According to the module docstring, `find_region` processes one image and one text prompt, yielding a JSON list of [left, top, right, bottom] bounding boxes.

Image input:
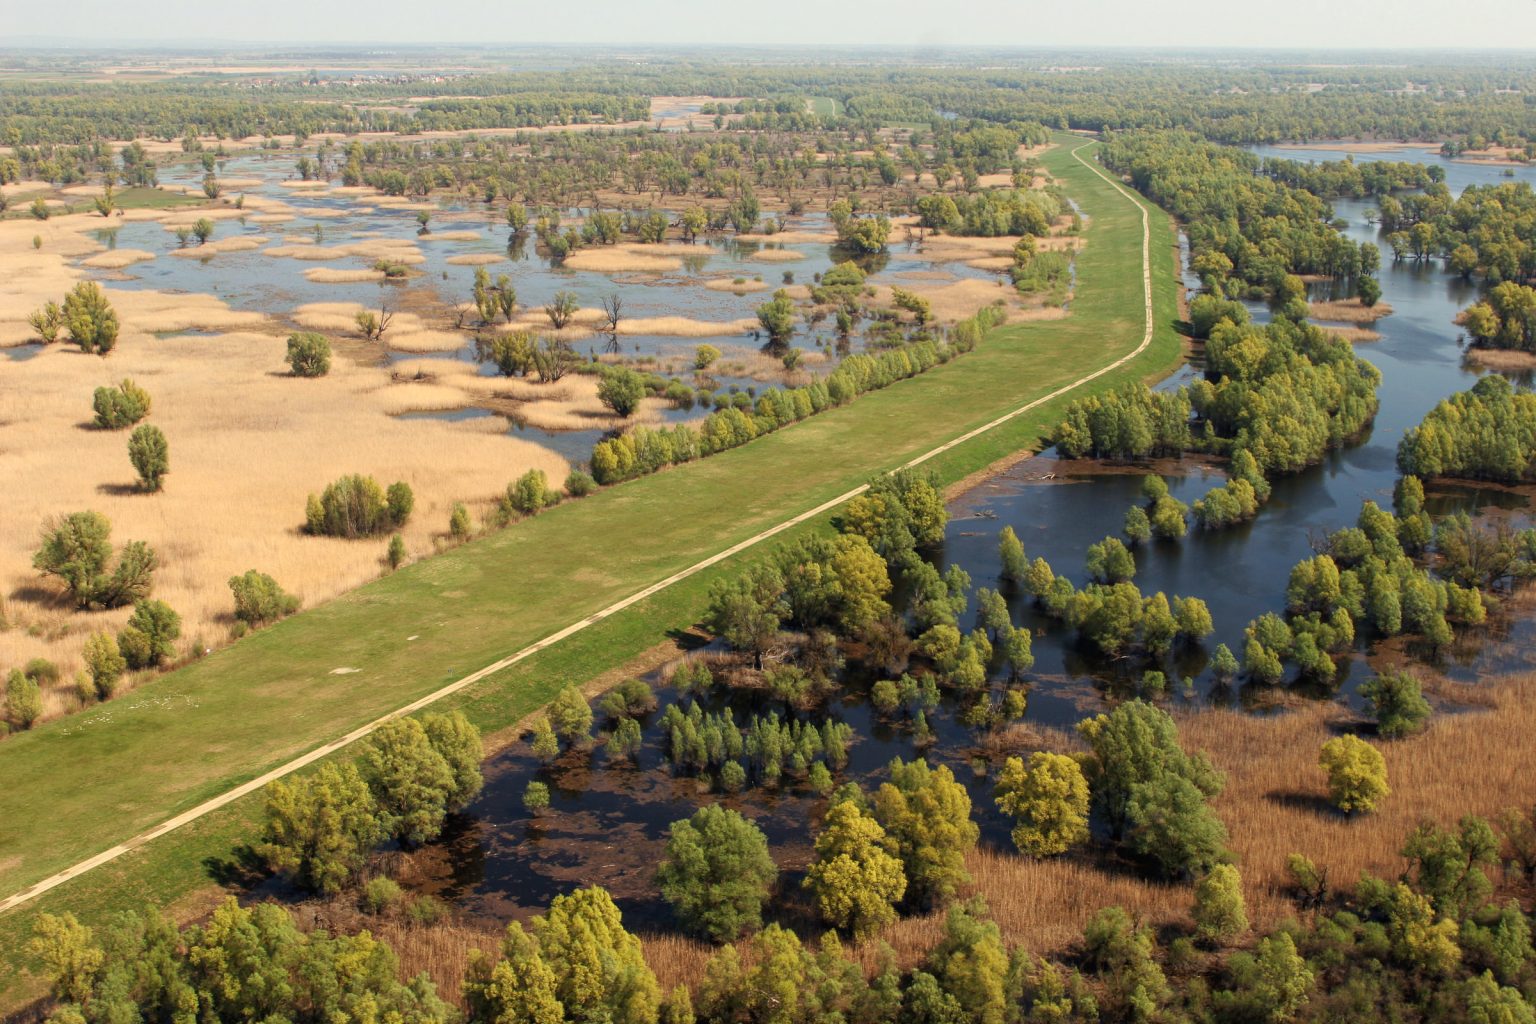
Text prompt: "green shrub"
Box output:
[[63, 281, 119, 355], [285, 332, 331, 377], [228, 570, 300, 627], [92, 379, 151, 429], [386, 482, 415, 526], [361, 876, 404, 915], [23, 658, 60, 686], [128, 424, 169, 491], [32, 511, 156, 609], [118, 599, 181, 669], [564, 470, 596, 498], [386, 535, 406, 570], [598, 366, 647, 418], [503, 469, 554, 518], [448, 502, 472, 541], [83, 631, 126, 699], [5, 669, 41, 730]]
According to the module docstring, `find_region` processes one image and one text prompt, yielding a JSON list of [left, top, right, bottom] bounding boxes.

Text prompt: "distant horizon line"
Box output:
[[4, 38, 1536, 55]]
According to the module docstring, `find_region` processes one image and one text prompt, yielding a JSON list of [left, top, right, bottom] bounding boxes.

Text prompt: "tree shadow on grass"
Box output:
[[1265, 789, 1340, 819], [95, 482, 142, 496], [203, 842, 267, 888]]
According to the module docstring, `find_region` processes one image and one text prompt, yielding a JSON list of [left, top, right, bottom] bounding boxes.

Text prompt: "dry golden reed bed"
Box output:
[[0, 213, 569, 721]]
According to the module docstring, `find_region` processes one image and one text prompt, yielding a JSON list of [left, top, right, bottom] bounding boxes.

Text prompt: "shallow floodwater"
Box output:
[[398, 144, 1536, 926], [99, 151, 1003, 456]]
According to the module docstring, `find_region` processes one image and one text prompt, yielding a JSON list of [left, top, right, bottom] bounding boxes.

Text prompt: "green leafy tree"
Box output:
[[533, 886, 661, 1024], [1077, 699, 1224, 837], [127, 424, 169, 491], [26, 912, 103, 1004], [63, 282, 118, 355], [449, 502, 472, 541], [423, 710, 485, 810], [1086, 536, 1136, 584], [1213, 932, 1315, 1024], [694, 343, 720, 370], [82, 631, 126, 700], [256, 761, 383, 894], [599, 367, 648, 418], [927, 900, 1011, 1024], [755, 289, 797, 342], [117, 599, 180, 669], [33, 511, 115, 608], [92, 379, 150, 428], [505, 469, 554, 517], [362, 716, 457, 846], [872, 758, 979, 909], [1125, 771, 1231, 877], [1319, 734, 1389, 814], [5, 669, 42, 730], [465, 922, 564, 1024], [1192, 864, 1249, 944], [1361, 671, 1432, 738], [804, 800, 907, 938], [28, 300, 63, 344], [657, 804, 778, 941], [548, 684, 594, 749], [993, 752, 1090, 857], [285, 332, 331, 377], [306, 474, 408, 537], [544, 290, 580, 329], [998, 525, 1027, 581], [1401, 816, 1499, 920]]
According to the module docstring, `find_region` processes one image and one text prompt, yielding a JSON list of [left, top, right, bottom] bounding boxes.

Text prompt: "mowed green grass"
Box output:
[[0, 139, 1182, 1000]]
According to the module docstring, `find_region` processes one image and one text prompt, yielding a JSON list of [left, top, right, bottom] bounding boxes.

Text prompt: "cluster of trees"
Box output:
[[652, 755, 981, 944], [1240, 484, 1487, 684], [1017, 554, 1213, 659], [1261, 154, 1440, 199], [258, 711, 482, 894], [304, 474, 414, 538], [28, 282, 119, 355], [1378, 181, 1536, 283], [1059, 316, 1380, 493], [36, 786, 1536, 1024], [1053, 385, 1191, 460], [590, 308, 1002, 486], [1458, 281, 1536, 352], [914, 185, 1064, 238], [658, 702, 853, 791], [1101, 131, 1375, 295], [1397, 374, 1536, 482]]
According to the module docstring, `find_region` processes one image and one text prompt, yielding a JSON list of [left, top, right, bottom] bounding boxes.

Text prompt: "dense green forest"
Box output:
[[8, 54, 1536, 146]]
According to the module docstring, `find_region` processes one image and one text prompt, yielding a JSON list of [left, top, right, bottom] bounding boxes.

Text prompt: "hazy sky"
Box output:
[[11, 0, 1536, 50]]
